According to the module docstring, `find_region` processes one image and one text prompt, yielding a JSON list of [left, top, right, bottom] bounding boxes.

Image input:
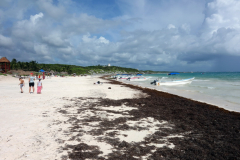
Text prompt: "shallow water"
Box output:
[[120, 72, 240, 112]]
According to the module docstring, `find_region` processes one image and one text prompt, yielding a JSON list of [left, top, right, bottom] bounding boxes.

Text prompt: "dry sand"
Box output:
[[0, 75, 144, 159], [0, 75, 239, 159]]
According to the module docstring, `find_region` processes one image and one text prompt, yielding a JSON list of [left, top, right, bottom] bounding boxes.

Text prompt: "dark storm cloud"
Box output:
[[212, 55, 240, 72]]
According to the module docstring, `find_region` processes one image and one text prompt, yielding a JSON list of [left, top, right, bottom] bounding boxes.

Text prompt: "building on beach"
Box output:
[[0, 57, 11, 73]]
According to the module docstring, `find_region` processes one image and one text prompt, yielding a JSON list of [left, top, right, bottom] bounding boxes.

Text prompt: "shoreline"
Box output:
[[103, 76, 240, 115], [0, 75, 239, 159], [61, 76, 240, 159], [118, 78, 240, 113]]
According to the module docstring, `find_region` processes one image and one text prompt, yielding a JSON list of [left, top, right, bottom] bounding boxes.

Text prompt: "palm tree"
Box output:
[[25, 62, 29, 70], [29, 61, 38, 71], [66, 66, 73, 74], [11, 59, 17, 70], [61, 67, 66, 72], [17, 61, 24, 70]]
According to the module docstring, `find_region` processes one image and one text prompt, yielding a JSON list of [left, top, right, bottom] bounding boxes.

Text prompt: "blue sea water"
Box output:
[[122, 72, 240, 112]]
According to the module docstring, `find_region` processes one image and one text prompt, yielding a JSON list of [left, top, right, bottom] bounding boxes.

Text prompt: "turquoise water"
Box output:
[[122, 72, 240, 112], [146, 72, 240, 81]]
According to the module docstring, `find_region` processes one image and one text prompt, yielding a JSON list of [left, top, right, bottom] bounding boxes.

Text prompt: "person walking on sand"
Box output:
[[19, 77, 25, 93], [37, 78, 43, 94], [29, 73, 35, 93]]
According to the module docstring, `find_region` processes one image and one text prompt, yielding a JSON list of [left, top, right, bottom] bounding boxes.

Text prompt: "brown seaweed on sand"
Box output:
[[60, 77, 240, 160]]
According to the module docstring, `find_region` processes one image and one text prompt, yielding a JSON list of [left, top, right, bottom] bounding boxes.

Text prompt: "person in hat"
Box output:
[[19, 77, 25, 93], [37, 78, 43, 94], [29, 73, 35, 93]]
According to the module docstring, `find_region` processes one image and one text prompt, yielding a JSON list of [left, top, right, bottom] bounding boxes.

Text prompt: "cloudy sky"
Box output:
[[0, 0, 240, 71]]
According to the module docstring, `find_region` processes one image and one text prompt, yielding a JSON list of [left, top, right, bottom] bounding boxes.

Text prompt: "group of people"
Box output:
[[19, 73, 43, 94]]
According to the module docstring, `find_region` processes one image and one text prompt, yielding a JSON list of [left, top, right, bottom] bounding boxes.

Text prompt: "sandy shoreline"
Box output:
[[0, 75, 240, 159], [121, 79, 240, 113]]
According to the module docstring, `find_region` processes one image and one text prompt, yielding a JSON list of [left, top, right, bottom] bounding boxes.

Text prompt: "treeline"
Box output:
[[10, 59, 139, 75]]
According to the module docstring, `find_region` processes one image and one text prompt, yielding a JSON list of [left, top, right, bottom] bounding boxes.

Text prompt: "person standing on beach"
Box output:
[[29, 73, 35, 93], [19, 77, 25, 93], [37, 78, 43, 94]]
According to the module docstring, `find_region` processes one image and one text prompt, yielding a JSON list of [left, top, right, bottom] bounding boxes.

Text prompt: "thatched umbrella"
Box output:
[[60, 71, 68, 75], [0, 57, 10, 73], [49, 70, 55, 74]]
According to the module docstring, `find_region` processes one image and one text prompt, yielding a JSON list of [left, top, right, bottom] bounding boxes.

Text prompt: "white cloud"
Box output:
[[168, 24, 176, 29], [82, 33, 92, 43], [0, 0, 240, 71], [82, 34, 110, 45], [181, 24, 191, 33], [0, 35, 13, 47], [36, 0, 65, 19], [200, 0, 240, 56], [99, 37, 109, 44], [34, 44, 49, 55], [58, 46, 73, 54], [203, 0, 240, 35], [30, 12, 44, 25], [42, 33, 67, 47]]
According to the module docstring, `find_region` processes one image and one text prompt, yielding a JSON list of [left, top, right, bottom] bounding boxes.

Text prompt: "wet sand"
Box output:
[[0, 75, 239, 159]]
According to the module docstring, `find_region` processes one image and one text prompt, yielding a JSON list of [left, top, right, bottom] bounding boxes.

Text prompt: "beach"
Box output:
[[0, 75, 240, 159]]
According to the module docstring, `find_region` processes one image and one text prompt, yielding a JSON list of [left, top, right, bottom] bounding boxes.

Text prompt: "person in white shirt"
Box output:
[[29, 73, 35, 93]]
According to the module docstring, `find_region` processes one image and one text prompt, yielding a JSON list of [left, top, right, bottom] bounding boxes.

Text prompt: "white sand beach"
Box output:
[[1, 75, 239, 159], [0, 75, 145, 159]]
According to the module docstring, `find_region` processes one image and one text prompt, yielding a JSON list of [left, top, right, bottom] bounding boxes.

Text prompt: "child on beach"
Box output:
[[37, 79, 43, 94], [19, 77, 25, 93]]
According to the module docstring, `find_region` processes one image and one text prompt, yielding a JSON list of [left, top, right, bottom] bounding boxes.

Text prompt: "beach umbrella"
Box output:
[[168, 72, 179, 75]]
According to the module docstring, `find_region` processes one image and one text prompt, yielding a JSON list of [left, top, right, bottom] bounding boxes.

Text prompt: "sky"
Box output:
[[0, 0, 240, 72]]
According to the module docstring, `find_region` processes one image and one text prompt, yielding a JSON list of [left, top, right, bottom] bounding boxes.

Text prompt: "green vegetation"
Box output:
[[139, 70, 162, 74], [0, 73, 7, 76], [10, 59, 139, 75]]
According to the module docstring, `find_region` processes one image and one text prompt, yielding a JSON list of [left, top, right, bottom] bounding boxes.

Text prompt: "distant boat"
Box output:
[[128, 77, 150, 81], [118, 76, 132, 79], [156, 77, 195, 86]]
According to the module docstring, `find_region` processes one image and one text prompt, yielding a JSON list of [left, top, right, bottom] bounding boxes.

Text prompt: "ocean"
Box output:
[[121, 72, 240, 112]]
